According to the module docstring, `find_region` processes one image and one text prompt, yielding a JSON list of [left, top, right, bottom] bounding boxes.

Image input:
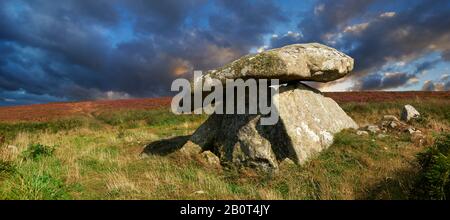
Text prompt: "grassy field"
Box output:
[[0, 98, 449, 200]]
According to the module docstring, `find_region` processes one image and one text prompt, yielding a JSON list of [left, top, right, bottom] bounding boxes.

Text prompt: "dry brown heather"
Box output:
[[0, 92, 449, 199]]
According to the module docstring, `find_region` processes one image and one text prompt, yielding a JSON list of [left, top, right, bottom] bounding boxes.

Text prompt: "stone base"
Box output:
[[180, 82, 358, 170]]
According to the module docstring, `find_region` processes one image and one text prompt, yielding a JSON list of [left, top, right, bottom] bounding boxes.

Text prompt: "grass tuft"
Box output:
[[412, 133, 450, 200], [22, 143, 55, 161]]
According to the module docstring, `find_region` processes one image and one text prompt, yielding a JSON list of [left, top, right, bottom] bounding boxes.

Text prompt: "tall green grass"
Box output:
[[0, 99, 448, 200], [341, 99, 450, 122], [0, 143, 77, 200], [94, 109, 207, 128], [0, 119, 84, 141], [412, 133, 450, 200]]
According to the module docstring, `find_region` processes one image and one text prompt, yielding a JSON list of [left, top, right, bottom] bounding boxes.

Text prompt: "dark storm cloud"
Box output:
[[208, 0, 288, 49], [341, 0, 450, 75], [1, 0, 450, 106], [381, 73, 415, 89], [0, 0, 286, 105], [414, 59, 440, 75], [442, 50, 450, 61], [298, 0, 376, 42], [127, 0, 204, 35], [359, 73, 383, 90], [358, 72, 416, 90], [270, 0, 450, 90], [422, 80, 436, 91]]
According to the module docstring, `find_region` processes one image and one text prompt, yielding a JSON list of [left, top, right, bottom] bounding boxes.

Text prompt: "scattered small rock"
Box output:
[[139, 152, 149, 159], [407, 127, 421, 134], [383, 115, 399, 122], [279, 158, 295, 167], [389, 121, 398, 129], [200, 150, 221, 167], [179, 141, 202, 155], [401, 105, 420, 122], [379, 114, 409, 132], [365, 125, 380, 133], [377, 134, 388, 138], [356, 130, 369, 136], [193, 190, 206, 194], [358, 106, 427, 147]]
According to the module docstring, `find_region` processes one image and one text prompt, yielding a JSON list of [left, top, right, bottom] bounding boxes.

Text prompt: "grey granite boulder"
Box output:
[[401, 105, 420, 122], [160, 43, 360, 171]]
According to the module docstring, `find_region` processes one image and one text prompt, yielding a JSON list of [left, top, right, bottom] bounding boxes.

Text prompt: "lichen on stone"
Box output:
[[210, 51, 287, 82]]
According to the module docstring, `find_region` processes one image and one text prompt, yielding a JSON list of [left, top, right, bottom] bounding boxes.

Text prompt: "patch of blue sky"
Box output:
[[100, 6, 137, 48], [3, 0, 30, 20]]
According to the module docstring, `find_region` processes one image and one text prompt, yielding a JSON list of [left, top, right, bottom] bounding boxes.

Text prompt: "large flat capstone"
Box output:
[[195, 43, 354, 87]]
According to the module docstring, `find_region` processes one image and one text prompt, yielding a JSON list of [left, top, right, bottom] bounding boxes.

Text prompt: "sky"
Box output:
[[0, 0, 449, 106]]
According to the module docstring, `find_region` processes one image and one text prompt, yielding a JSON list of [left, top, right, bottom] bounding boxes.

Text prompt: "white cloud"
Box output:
[[407, 77, 419, 85], [380, 12, 396, 18], [314, 4, 325, 15], [316, 78, 355, 92], [286, 31, 301, 38], [395, 61, 406, 66], [257, 45, 269, 53], [344, 22, 370, 34], [104, 91, 131, 100]]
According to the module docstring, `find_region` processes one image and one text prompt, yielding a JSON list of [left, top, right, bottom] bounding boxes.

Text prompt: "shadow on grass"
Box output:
[[141, 135, 190, 156], [358, 167, 418, 200]]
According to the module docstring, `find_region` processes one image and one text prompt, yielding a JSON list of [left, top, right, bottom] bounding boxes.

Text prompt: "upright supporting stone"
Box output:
[[181, 82, 358, 170]]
